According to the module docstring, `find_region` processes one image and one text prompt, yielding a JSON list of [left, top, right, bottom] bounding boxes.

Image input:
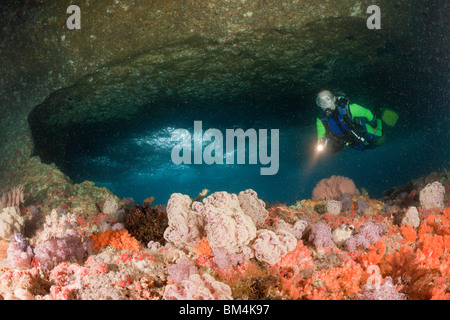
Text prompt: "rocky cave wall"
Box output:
[[0, 0, 448, 201]]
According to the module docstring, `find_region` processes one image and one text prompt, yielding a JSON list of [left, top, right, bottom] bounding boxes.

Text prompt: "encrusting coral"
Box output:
[[0, 173, 448, 300]]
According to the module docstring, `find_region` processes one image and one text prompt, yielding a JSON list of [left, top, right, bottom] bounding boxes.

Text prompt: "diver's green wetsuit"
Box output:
[[316, 103, 383, 151]]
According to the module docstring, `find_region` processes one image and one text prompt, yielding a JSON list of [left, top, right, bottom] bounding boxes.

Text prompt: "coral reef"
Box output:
[[0, 174, 448, 301]]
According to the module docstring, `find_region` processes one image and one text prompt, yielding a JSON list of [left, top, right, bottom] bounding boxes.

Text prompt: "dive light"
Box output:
[[316, 138, 328, 152]]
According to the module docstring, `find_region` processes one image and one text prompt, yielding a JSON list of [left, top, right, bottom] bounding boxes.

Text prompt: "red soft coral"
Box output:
[[312, 175, 360, 200]]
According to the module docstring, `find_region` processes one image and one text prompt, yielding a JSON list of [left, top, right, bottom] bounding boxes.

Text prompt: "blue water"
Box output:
[[65, 92, 449, 206]]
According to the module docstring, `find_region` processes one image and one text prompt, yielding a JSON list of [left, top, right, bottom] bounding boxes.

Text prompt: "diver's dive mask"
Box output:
[[316, 93, 335, 109]]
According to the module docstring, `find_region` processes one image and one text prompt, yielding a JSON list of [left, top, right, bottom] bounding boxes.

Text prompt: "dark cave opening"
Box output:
[[28, 65, 449, 206]]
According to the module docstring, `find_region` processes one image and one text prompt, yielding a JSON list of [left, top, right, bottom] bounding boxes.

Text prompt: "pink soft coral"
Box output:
[[312, 175, 360, 200]]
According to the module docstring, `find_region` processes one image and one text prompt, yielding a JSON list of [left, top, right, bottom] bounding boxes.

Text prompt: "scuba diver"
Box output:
[[315, 90, 384, 153]]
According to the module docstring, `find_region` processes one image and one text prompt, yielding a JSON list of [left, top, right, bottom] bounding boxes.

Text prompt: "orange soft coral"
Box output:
[[310, 259, 365, 300], [280, 259, 365, 300], [400, 225, 417, 243], [192, 237, 213, 257], [429, 277, 450, 300], [443, 208, 450, 219], [415, 212, 450, 274], [272, 240, 313, 271], [417, 233, 449, 274], [359, 239, 387, 269], [90, 229, 140, 251]]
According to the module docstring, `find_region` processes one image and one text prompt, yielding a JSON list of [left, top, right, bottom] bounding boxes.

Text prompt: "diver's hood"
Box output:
[[316, 93, 334, 109]]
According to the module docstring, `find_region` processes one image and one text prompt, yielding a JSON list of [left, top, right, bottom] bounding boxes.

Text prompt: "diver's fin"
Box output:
[[373, 134, 385, 146], [381, 108, 399, 127]]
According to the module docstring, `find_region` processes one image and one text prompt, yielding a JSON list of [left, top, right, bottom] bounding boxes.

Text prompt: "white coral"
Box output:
[[272, 219, 308, 240], [102, 198, 119, 215], [36, 209, 78, 244], [332, 224, 354, 247], [164, 190, 270, 255], [203, 191, 241, 213], [0, 206, 24, 240], [326, 200, 342, 215], [205, 202, 256, 252], [163, 193, 204, 250], [402, 206, 420, 228], [251, 229, 297, 265], [202, 194, 257, 253], [163, 273, 233, 300], [238, 189, 269, 228], [419, 181, 445, 210]]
